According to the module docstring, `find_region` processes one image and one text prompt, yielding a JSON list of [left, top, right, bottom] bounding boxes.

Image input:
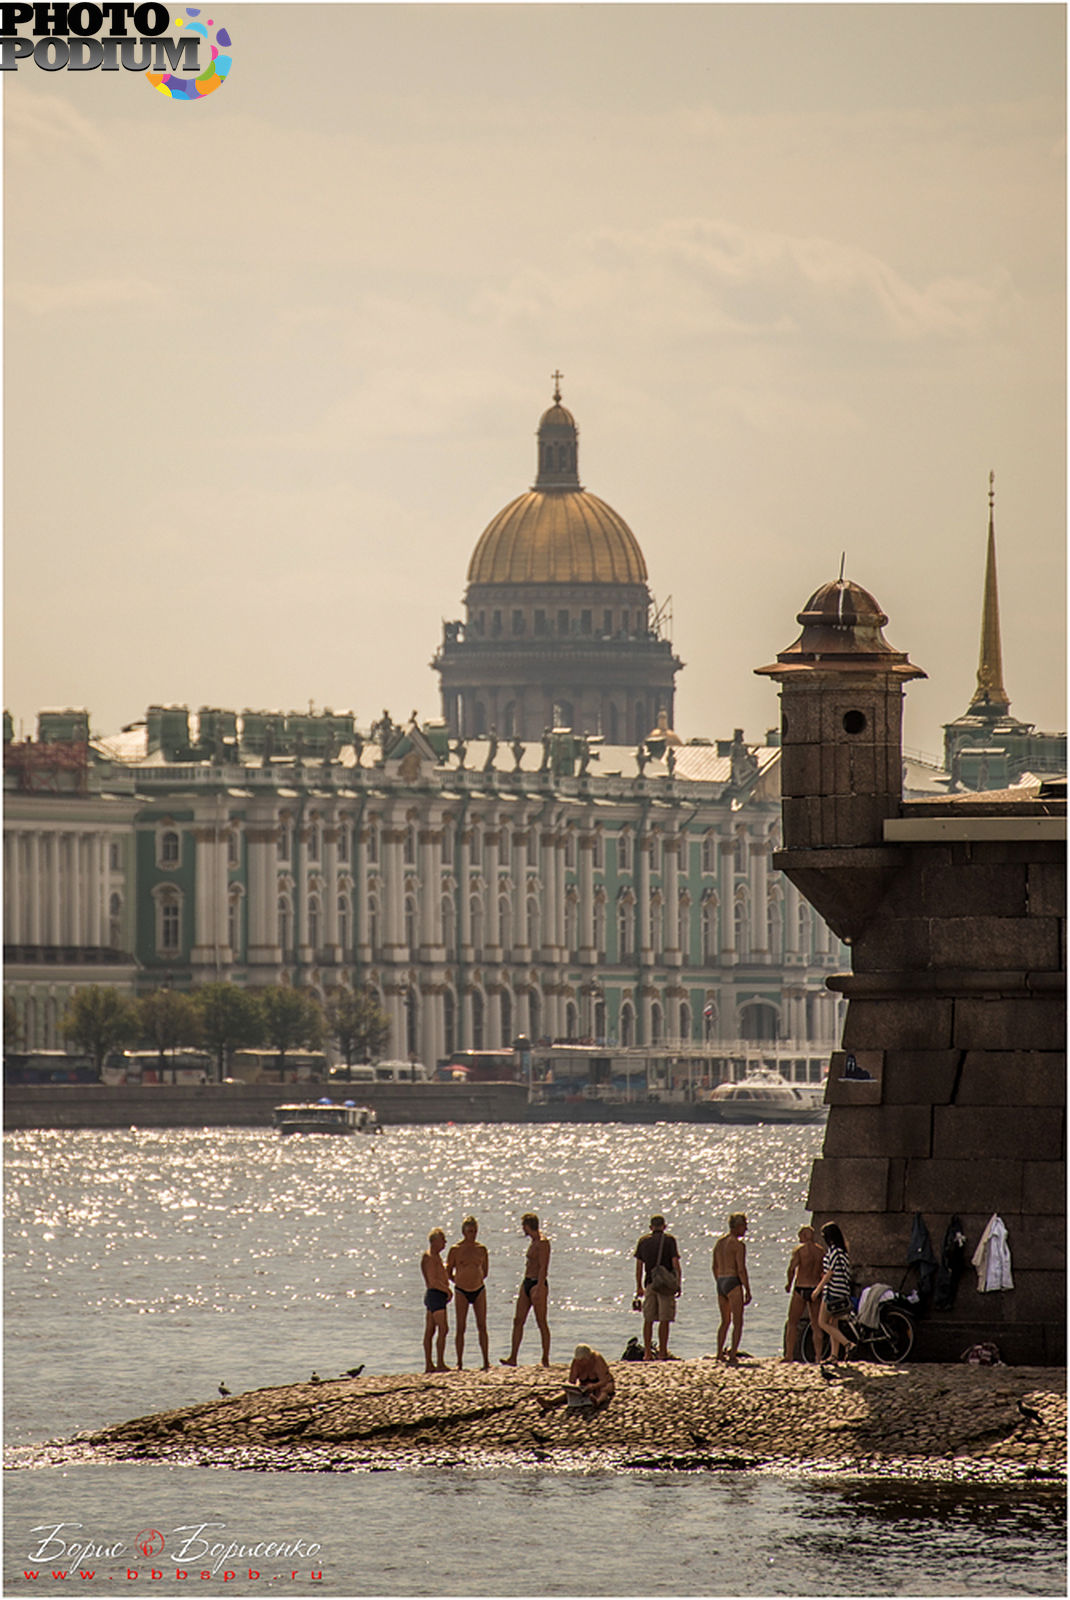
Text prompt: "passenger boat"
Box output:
[[701, 1071, 826, 1125], [273, 1099, 382, 1136]]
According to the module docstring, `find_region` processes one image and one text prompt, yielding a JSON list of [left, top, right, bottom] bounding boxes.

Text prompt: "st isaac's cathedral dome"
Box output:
[[434, 379, 680, 744]]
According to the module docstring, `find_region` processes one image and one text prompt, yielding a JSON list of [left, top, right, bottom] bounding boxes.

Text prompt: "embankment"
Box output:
[[2, 1082, 711, 1130], [73, 1360, 1066, 1482]]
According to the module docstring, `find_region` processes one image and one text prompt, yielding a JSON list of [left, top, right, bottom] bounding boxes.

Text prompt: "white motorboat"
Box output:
[[703, 1071, 826, 1124], [273, 1099, 382, 1136]]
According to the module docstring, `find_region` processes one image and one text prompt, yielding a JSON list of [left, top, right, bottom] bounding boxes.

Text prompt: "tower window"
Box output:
[[580, 610, 592, 635], [557, 609, 569, 634], [603, 610, 612, 635], [512, 609, 524, 635], [843, 710, 867, 735]]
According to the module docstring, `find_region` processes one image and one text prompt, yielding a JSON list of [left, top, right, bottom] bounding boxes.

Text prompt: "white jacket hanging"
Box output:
[[971, 1214, 1014, 1292]]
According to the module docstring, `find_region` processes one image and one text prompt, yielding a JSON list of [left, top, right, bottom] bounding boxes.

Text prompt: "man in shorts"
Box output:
[[447, 1215, 490, 1370], [712, 1212, 751, 1365], [782, 1224, 824, 1362], [500, 1212, 551, 1367], [421, 1227, 452, 1372], [633, 1214, 682, 1361]]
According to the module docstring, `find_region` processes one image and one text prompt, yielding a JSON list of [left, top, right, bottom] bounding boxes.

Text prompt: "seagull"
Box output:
[[819, 1364, 841, 1382], [309, 1372, 322, 1385], [218, 1382, 231, 1398], [530, 1428, 550, 1445], [1017, 1400, 1043, 1426], [344, 1365, 365, 1378], [689, 1431, 709, 1448]]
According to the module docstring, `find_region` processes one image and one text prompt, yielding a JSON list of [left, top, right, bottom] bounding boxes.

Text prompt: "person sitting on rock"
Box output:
[[536, 1345, 615, 1412]]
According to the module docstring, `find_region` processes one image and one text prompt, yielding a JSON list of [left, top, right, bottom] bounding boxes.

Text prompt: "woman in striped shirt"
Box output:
[[814, 1221, 853, 1361]]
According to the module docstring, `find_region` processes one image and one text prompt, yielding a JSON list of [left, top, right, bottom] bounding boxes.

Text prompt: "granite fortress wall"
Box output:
[[758, 578, 1066, 1364]]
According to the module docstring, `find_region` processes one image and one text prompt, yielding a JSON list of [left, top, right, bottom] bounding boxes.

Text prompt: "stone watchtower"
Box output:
[[433, 379, 681, 744], [758, 576, 1066, 1363]]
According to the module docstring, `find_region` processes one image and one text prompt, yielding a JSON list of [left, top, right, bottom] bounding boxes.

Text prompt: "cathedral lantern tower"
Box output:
[[433, 378, 682, 743]]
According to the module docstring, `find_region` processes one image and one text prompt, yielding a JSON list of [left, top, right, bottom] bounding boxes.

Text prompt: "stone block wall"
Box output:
[[801, 836, 1065, 1364]]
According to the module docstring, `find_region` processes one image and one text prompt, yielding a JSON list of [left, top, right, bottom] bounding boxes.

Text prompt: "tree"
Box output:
[[138, 989, 202, 1079], [326, 986, 391, 1071], [192, 982, 265, 1082], [62, 985, 140, 1074], [260, 985, 325, 1075]]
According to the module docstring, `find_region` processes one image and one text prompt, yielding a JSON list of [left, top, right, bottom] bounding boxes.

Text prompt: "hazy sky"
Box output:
[[5, 3, 1065, 761]]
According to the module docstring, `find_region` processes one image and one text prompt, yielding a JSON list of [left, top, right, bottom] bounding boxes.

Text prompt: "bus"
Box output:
[[4, 1051, 98, 1084], [227, 1050, 329, 1084]]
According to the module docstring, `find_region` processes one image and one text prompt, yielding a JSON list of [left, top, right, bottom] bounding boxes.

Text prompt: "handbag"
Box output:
[[648, 1231, 678, 1296]]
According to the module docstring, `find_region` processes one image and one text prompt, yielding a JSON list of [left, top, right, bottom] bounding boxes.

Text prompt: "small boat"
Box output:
[[273, 1098, 382, 1136], [702, 1071, 826, 1125]]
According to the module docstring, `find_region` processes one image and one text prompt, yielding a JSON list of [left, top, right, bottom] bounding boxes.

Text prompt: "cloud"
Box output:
[[486, 217, 1022, 348]]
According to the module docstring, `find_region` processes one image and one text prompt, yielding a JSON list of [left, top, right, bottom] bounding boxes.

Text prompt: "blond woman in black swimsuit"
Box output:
[[447, 1215, 490, 1370]]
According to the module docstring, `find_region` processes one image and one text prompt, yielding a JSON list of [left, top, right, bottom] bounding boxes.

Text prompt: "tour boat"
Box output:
[[702, 1071, 826, 1125], [273, 1099, 383, 1136]]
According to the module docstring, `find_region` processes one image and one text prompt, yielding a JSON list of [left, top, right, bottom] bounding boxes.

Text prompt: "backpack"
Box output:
[[621, 1335, 645, 1362]]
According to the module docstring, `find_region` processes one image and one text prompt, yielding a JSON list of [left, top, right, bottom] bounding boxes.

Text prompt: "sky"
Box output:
[[4, 2, 1065, 763]]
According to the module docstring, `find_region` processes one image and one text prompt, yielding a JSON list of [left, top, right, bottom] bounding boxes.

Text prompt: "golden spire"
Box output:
[[969, 471, 1011, 715]]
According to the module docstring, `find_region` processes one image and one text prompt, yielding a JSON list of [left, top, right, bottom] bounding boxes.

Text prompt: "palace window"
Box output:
[[338, 827, 349, 864], [109, 840, 121, 872], [160, 894, 180, 952], [277, 896, 292, 953], [228, 891, 242, 955], [307, 825, 321, 862], [227, 831, 240, 867], [277, 825, 291, 863], [702, 832, 715, 873], [618, 900, 633, 959], [160, 830, 180, 867], [338, 895, 350, 951], [617, 831, 631, 873], [308, 896, 321, 951]]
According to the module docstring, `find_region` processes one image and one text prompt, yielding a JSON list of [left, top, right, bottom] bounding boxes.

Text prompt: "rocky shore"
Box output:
[[66, 1360, 1066, 1484]]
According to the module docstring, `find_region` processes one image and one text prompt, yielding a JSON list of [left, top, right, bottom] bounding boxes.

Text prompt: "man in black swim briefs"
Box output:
[[500, 1212, 551, 1368], [447, 1215, 490, 1370], [782, 1224, 824, 1362], [421, 1227, 452, 1372], [711, 1213, 751, 1365]]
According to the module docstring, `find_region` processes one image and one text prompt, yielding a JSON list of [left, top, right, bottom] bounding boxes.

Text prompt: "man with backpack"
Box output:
[[633, 1214, 682, 1361]]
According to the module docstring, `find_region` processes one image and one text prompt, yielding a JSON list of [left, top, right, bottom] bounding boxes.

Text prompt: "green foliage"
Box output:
[[259, 984, 325, 1070], [192, 982, 265, 1081], [138, 989, 202, 1064], [62, 985, 140, 1071], [326, 985, 391, 1066]]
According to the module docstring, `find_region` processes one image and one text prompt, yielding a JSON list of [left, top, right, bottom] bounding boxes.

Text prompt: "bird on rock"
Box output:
[[1017, 1400, 1044, 1426], [218, 1382, 231, 1398], [309, 1372, 322, 1385], [344, 1365, 365, 1378]]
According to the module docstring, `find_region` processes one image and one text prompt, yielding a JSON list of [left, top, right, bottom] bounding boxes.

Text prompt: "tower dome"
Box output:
[[434, 377, 680, 744], [467, 378, 647, 586]]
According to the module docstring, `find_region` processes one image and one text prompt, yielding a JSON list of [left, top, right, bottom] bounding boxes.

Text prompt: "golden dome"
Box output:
[[467, 381, 649, 586], [468, 489, 648, 586]]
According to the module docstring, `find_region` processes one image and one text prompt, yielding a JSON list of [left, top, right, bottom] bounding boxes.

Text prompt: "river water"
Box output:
[[4, 1123, 1064, 1597]]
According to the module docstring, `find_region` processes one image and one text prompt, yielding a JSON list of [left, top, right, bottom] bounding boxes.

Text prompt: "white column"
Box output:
[[485, 828, 501, 956], [419, 829, 436, 950], [578, 836, 595, 959], [94, 834, 108, 947], [719, 838, 736, 959], [355, 823, 370, 960], [663, 835, 680, 954], [540, 827, 556, 958], [638, 832, 652, 962], [383, 827, 405, 953], [554, 836, 566, 951], [28, 832, 42, 945], [324, 824, 340, 956], [458, 830, 472, 953], [751, 838, 769, 956], [511, 827, 527, 953], [7, 831, 23, 943], [68, 834, 81, 947]]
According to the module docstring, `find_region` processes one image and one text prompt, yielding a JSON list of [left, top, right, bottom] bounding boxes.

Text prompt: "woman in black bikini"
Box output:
[[446, 1215, 490, 1370]]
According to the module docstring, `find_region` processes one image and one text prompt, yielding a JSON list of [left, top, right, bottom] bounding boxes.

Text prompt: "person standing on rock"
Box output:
[[633, 1214, 682, 1361], [421, 1228, 452, 1373], [500, 1212, 551, 1368], [813, 1220, 853, 1363], [447, 1215, 490, 1370], [782, 1224, 824, 1361], [712, 1213, 751, 1365]]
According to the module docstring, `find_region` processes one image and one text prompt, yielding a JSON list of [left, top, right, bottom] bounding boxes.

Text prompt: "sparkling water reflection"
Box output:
[[5, 1123, 1065, 1597]]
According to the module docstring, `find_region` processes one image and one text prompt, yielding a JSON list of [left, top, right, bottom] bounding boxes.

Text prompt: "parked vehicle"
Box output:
[[4, 1051, 98, 1084]]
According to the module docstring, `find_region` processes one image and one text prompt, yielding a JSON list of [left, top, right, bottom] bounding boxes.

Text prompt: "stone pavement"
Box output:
[[81, 1359, 1066, 1481]]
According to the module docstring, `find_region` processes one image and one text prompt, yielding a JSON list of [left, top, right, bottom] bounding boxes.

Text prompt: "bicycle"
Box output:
[[798, 1296, 915, 1365]]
